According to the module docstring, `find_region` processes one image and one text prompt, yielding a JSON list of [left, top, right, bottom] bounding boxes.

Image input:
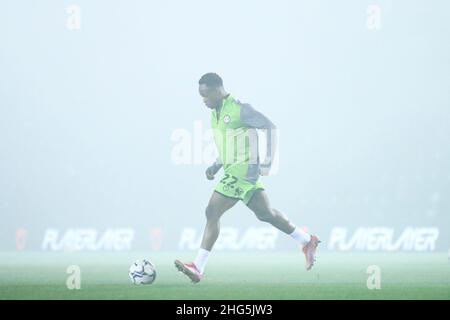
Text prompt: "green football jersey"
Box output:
[[210, 94, 276, 184]]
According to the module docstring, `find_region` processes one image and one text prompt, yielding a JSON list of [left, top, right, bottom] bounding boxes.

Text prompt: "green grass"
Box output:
[[0, 252, 449, 299]]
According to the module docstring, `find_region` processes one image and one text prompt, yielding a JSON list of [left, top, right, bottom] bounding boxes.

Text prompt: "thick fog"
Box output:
[[0, 0, 448, 251]]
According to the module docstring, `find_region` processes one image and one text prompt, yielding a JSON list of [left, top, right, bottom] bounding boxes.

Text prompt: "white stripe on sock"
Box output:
[[289, 227, 311, 246], [194, 248, 210, 274]]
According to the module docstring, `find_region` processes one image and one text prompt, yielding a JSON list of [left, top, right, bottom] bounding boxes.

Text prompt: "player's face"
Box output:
[[199, 84, 222, 109]]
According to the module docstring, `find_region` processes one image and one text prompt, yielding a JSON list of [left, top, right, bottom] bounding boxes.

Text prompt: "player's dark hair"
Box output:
[[199, 73, 223, 87]]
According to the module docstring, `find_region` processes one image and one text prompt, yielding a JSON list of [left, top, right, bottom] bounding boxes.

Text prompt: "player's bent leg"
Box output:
[[246, 189, 295, 234], [175, 191, 238, 283], [201, 191, 239, 250], [246, 189, 321, 270]]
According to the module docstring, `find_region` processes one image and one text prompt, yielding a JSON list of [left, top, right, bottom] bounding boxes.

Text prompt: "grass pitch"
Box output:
[[0, 252, 449, 300]]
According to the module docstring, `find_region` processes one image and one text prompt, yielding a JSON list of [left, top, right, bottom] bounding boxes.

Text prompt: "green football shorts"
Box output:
[[214, 172, 264, 205]]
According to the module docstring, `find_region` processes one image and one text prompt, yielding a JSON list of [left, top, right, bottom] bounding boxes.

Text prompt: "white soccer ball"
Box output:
[[129, 259, 156, 285]]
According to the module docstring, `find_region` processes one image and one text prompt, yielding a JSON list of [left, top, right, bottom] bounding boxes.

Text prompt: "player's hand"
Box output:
[[259, 165, 270, 176], [205, 167, 216, 180]]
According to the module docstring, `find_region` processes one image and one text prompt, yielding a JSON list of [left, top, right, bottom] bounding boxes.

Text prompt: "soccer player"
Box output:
[[175, 73, 320, 283]]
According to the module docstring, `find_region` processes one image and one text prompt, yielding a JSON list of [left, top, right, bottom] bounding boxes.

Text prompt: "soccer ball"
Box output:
[[129, 259, 156, 285]]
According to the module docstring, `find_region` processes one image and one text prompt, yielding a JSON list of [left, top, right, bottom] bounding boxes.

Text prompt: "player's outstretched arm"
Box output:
[[240, 103, 278, 175], [259, 127, 277, 176], [205, 158, 222, 180]]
